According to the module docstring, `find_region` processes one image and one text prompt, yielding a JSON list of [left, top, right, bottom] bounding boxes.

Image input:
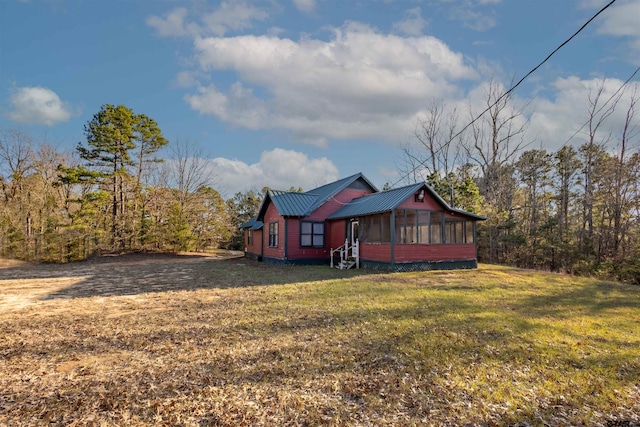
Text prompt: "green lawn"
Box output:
[[1, 257, 639, 426]]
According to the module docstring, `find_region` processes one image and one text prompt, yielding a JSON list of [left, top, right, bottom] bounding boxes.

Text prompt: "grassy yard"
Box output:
[[1, 254, 639, 426]]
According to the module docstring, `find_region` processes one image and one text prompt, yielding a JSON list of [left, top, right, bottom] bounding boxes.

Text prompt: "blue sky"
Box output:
[[2, 0, 639, 196]]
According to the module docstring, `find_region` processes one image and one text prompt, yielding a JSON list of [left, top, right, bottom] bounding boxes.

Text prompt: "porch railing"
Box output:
[[330, 238, 359, 269]]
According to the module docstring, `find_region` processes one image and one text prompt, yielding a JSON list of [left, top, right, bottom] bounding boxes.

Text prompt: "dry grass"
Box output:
[[1, 254, 639, 426]]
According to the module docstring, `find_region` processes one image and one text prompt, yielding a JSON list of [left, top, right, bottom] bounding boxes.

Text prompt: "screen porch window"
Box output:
[[360, 211, 474, 244], [395, 209, 432, 244], [268, 222, 278, 247], [360, 213, 391, 243], [430, 212, 443, 244], [444, 220, 474, 244], [300, 221, 324, 247]]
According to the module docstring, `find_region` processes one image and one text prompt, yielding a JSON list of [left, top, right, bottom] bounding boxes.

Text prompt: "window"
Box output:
[[247, 229, 253, 246], [430, 212, 443, 244], [405, 210, 417, 243], [300, 221, 324, 247], [361, 211, 473, 245], [466, 221, 475, 244], [370, 215, 381, 242], [394, 210, 406, 244], [395, 209, 434, 244], [360, 214, 391, 243], [269, 222, 278, 247], [456, 221, 465, 243], [417, 210, 429, 243], [381, 212, 391, 242], [446, 221, 457, 244], [445, 220, 473, 244]]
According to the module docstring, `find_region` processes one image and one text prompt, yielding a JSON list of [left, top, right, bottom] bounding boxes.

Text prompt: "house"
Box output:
[[240, 173, 486, 271]]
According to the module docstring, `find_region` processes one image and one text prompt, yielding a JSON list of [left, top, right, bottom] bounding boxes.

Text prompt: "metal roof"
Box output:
[[327, 182, 487, 220], [240, 216, 264, 230], [269, 190, 318, 217], [303, 172, 378, 214], [249, 221, 263, 231], [327, 183, 424, 219], [420, 183, 486, 220], [240, 216, 257, 229], [257, 172, 379, 219]]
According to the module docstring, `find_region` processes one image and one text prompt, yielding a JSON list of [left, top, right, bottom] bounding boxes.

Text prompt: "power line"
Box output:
[[559, 65, 640, 149], [390, 0, 618, 188]]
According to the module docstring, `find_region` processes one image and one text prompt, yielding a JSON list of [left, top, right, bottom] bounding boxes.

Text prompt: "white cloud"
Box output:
[[456, 8, 496, 31], [210, 148, 339, 195], [174, 71, 200, 88], [7, 86, 73, 126], [293, 0, 316, 14], [578, 0, 615, 9], [529, 76, 640, 151], [146, 7, 192, 37], [581, 0, 640, 53], [201, 1, 269, 36], [595, 0, 640, 37], [147, 2, 269, 38], [185, 82, 269, 131], [595, 0, 640, 45], [184, 22, 477, 145], [393, 7, 427, 36], [440, 0, 498, 31]]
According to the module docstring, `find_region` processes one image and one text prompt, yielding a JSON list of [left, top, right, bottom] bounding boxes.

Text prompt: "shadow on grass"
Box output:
[[514, 278, 640, 318], [14, 255, 381, 301]]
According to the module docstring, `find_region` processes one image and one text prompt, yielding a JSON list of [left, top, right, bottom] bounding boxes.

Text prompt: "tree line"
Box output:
[[0, 104, 262, 262], [398, 80, 640, 284], [2, 85, 640, 285]]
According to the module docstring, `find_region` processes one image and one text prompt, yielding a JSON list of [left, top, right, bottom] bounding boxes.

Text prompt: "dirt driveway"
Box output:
[[0, 251, 243, 312]]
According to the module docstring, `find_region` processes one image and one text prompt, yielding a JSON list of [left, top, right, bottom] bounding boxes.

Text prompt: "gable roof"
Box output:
[[327, 182, 486, 220], [239, 216, 263, 230], [269, 190, 318, 217], [257, 172, 378, 219], [303, 172, 378, 214]]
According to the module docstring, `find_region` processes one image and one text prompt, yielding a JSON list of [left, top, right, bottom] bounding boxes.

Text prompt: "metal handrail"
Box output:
[[330, 238, 359, 269]]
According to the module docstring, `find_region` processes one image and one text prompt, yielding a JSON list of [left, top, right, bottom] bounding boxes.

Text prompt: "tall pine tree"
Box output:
[[71, 104, 167, 251]]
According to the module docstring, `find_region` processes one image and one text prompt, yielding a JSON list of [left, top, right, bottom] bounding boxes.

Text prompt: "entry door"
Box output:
[[350, 220, 359, 246]]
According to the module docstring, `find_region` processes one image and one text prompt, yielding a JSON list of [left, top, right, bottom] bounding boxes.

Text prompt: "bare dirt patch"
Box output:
[[0, 251, 242, 312]]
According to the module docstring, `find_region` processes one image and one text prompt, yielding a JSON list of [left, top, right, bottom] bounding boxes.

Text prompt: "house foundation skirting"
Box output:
[[251, 256, 478, 271], [262, 256, 329, 266], [244, 252, 261, 261], [361, 259, 478, 272]]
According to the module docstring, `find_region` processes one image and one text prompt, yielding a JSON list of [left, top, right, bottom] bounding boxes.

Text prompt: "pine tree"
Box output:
[[70, 104, 167, 251]]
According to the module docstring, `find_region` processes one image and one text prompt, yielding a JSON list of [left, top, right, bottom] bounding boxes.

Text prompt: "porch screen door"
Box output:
[[350, 220, 359, 246]]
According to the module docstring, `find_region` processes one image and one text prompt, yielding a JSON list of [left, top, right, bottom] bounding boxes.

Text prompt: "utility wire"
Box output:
[[559, 65, 640, 149], [390, 0, 618, 188]]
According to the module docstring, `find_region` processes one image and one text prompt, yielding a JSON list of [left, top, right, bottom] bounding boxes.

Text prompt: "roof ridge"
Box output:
[[303, 172, 366, 194], [327, 181, 485, 220]]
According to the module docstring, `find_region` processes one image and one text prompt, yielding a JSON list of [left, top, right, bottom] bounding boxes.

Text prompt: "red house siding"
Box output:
[[286, 218, 300, 258], [360, 243, 391, 262], [244, 229, 263, 256], [263, 204, 284, 260], [328, 220, 347, 249], [393, 244, 477, 262], [359, 243, 475, 263], [307, 188, 373, 220], [444, 211, 468, 219], [399, 195, 441, 210], [399, 194, 477, 221]]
